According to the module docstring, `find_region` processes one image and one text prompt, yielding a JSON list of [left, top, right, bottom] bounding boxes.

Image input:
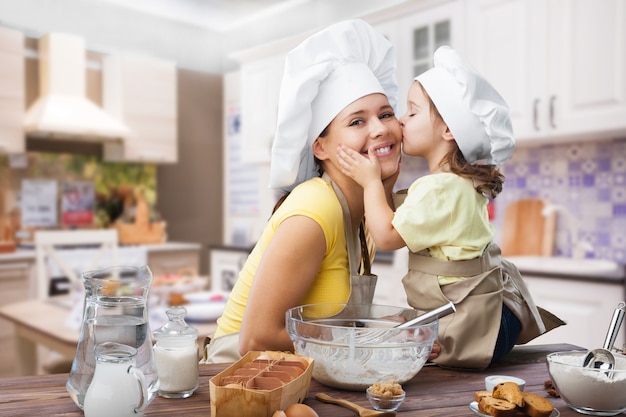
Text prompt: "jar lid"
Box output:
[[153, 306, 198, 340]]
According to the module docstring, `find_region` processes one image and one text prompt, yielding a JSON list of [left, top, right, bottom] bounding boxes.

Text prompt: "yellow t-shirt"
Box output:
[[391, 172, 494, 285], [214, 177, 354, 338]]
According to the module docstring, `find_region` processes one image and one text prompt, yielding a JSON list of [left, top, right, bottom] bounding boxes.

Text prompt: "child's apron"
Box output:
[[395, 191, 564, 369]]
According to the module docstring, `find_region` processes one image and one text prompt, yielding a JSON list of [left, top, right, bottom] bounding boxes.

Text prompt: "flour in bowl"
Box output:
[[547, 352, 626, 412]]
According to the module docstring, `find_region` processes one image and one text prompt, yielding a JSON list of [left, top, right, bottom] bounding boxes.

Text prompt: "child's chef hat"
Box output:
[[269, 18, 398, 191], [416, 46, 515, 166]]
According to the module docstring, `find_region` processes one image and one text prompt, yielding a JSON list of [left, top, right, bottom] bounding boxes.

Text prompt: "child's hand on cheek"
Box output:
[[336, 145, 382, 188]]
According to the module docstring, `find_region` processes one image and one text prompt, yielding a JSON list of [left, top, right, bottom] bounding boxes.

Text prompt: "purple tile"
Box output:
[[596, 233, 611, 245], [614, 204, 626, 217], [582, 174, 595, 187], [597, 158, 611, 171], [598, 188, 611, 201], [569, 175, 582, 186], [568, 161, 582, 171]]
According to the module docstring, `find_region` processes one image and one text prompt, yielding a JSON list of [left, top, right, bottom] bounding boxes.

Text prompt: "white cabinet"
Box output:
[[372, 0, 465, 116], [466, 0, 626, 144], [0, 26, 25, 154], [0, 260, 34, 377], [238, 53, 285, 164], [103, 54, 178, 163], [523, 276, 625, 351]]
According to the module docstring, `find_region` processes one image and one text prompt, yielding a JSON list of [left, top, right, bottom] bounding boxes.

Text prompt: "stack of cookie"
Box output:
[[475, 381, 554, 417]]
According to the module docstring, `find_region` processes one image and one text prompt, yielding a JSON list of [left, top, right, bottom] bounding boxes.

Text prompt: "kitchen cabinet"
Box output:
[[0, 259, 34, 377], [372, 0, 465, 115], [523, 275, 626, 351], [466, 0, 626, 144], [102, 53, 178, 163], [236, 51, 286, 164], [0, 26, 25, 154]]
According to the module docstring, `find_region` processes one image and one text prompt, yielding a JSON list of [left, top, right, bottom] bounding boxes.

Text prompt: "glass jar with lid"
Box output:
[[153, 306, 199, 398]]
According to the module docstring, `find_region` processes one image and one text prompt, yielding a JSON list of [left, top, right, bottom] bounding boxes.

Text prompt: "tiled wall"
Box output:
[[493, 138, 626, 263], [396, 138, 626, 263]]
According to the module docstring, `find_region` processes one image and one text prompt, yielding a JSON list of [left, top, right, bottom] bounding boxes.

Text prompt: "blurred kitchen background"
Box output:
[[0, 0, 625, 377]]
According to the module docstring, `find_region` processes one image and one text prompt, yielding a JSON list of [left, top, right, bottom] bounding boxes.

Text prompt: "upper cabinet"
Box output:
[[0, 27, 25, 154], [238, 53, 285, 164], [466, 0, 626, 144], [372, 0, 466, 116], [231, 34, 303, 165], [102, 54, 178, 163]]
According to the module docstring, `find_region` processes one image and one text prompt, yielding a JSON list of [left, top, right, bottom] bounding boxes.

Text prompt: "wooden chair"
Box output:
[[32, 229, 119, 374], [34, 229, 119, 300]]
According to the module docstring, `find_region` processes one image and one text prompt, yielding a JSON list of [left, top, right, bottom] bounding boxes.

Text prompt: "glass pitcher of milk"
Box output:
[[84, 342, 148, 417], [66, 265, 159, 409]]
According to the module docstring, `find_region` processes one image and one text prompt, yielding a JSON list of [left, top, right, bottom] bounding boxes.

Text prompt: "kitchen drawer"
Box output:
[[0, 337, 18, 377], [524, 276, 626, 350]]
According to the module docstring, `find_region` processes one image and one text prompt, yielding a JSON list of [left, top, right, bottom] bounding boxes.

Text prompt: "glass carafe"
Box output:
[[66, 265, 160, 409]]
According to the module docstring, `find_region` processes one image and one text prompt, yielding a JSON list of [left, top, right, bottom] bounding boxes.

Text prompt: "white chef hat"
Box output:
[[416, 46, 515, 166], [269, 18, 398, 191]]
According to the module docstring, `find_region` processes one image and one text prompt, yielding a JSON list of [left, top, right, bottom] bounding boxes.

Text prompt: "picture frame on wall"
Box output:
[[209, 246, 251, 292]]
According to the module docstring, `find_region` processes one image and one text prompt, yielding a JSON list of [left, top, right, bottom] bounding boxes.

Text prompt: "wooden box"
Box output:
[[209, 351, 314, 417]]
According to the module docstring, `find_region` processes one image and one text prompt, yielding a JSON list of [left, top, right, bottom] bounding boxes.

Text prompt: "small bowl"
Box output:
[[366, 387, 406, 412], [485, 375, 526, 392], [547, 350, 626, 415]]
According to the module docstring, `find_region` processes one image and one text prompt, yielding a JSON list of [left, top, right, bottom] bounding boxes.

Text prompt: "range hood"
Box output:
[[24, 33, 129, 141]]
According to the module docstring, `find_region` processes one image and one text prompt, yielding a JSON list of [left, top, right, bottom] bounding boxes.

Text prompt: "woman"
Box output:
[[203, 19, 439, 363]]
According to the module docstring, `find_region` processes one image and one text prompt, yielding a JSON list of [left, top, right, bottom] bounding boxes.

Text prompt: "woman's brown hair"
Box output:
[[271, 126, 330, 215]]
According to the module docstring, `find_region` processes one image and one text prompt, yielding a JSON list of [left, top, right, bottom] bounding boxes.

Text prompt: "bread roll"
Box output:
[[478, 396, 518, 417], [493, 381, 525, 407], [521, 392, 554, 417], [475, 390, 492, 402]]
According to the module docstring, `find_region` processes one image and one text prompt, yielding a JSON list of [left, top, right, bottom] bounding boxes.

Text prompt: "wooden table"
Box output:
[[0, 298, 216, 375], [0, 344, 586, 416]]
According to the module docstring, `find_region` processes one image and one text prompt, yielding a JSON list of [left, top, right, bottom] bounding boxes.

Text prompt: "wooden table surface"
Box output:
[[0, 298, 217, 375], [0, 344, 587, 416]]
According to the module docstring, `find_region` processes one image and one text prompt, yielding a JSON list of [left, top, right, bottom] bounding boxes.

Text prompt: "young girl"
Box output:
[[337, 46, 563, 369]]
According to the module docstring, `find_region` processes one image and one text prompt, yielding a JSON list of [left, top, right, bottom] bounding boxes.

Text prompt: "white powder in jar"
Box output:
[[548, 352, 626, 411], [154, 346, 199, 393]]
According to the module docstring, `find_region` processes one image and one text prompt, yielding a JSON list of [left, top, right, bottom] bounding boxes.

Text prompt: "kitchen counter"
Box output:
[[0, 343, 583, 416], [0, 241, 203, 261], [508, 255, 626, 283]]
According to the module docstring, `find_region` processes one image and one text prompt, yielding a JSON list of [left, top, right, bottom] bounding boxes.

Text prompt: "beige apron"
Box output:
[[201, 175, 376, 364], [394, 191, 564, 370], [327, 174, 378, 311]]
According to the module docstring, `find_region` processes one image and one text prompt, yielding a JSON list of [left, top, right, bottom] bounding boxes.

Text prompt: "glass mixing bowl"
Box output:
[[547, 350, 626, 416], [286, 303, 438, 390]]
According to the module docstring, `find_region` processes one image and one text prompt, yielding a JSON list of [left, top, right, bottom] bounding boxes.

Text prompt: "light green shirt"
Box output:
[[392, 172, 494, 284]]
